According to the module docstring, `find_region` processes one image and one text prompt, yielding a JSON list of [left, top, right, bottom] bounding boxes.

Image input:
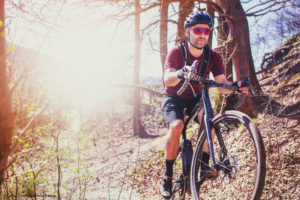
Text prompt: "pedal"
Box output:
[[201, 165, 218, 180], [206, 170, 218, 180]]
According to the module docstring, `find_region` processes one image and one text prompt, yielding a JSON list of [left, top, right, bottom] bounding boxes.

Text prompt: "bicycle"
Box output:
[[170, 60, 266, 200]]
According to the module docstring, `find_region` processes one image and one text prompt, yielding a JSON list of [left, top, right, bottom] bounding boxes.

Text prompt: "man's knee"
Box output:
[[197, 108, 204, 122], [169, 120, 184, 133]]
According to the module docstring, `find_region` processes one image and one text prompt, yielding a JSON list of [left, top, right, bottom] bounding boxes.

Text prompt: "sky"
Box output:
[[6, 0, 297, 105], [7, 0, 163, 82], [7, 1, 293, 79]]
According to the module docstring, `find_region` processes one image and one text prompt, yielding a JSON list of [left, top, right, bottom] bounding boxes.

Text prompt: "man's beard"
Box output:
[[194, 37, 207, 48]]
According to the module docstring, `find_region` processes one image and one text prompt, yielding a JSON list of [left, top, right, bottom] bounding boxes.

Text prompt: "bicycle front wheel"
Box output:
[[190, 110, 266, 200]]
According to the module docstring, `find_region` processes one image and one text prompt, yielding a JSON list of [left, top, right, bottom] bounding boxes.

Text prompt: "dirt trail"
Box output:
[[83, 126, 167, 200]]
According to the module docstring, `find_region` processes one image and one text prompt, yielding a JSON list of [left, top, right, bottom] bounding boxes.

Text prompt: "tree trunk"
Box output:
[[159, 0, 169, 85], [175, 0, 194, 44], [207, 4, 215, 47], [217, 15, 233, 81], [215, 0, 262, 115], [133, 0, 142, 136], [0, 1, 14, 184], [216, 14, 236, 111]]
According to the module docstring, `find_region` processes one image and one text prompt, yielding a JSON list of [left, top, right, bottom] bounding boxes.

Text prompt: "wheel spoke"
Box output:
[[190, 112, 265, 200]]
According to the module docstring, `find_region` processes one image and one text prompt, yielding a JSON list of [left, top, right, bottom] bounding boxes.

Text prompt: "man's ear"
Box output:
[[185, 29, 189, 37]]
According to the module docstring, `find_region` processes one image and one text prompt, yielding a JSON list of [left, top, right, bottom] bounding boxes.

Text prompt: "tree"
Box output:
[[175, 0, 194, 44], [209, 0, 261, 115], [206, 3, 215, 47], [75, 0, 298, 118], [0, 0, 14, 184], [159, 0, 169, 85], [133, 0, 142, 136], [214, 6, 236, 112], [73, 0, 160, 137]]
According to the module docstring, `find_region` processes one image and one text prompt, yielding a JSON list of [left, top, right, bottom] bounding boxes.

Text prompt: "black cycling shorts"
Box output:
[[161, 95, 201, 126]]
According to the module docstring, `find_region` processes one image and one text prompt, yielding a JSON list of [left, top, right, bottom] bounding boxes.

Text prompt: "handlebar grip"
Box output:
[[222, 84, 239, 91]]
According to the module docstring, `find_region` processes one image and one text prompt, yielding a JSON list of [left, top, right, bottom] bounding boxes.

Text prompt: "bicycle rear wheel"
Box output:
[[190, 110, 266, 200]]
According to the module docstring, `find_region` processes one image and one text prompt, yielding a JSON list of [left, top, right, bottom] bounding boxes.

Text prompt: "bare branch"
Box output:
[[195, 0, 223, 14], [241, 0, 253, 3], [8, 0, 67, 94], [107, 83, 163, 97], [246, 0, 289, 16], [140, 18, 177, 39], [247, 5, 287, 17], [105, 2, 160, 22], [141, 19, 160, 34], [148, 34, 159, 52], [225, 44, 238, 66]]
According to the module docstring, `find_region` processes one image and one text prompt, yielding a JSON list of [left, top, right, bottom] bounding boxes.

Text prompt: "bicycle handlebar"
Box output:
[[177, 73, 255, 109], [177, 60, 199, 97]]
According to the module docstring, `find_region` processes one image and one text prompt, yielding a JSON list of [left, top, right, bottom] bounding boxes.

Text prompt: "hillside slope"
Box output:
[[254, 33, 300, 199], [130, 33, 300, 199], [80, 33, 299, 199]]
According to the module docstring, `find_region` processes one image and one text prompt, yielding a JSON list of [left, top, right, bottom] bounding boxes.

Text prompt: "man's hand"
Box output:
[[238, 81, 249, 95], [232, 81, 249, 95], [177, 66, 194, 80]]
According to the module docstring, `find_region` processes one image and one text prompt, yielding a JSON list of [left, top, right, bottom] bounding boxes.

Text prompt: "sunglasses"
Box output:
[[191, 27, 211, 35]]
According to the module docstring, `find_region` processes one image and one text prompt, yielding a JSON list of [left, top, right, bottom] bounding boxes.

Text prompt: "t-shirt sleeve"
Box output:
[[211, 51, 225, 77], [164, 47, 182, 71]]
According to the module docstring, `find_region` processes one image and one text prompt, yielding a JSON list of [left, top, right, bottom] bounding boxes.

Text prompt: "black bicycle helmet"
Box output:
[[184, 11, 213, 29]]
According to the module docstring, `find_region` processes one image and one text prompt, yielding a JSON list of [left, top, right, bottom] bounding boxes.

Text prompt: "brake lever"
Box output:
[[177, 60, 199, 96], [187, 60, 199, 81], [234, 76, 255, 109], [242, 76, 255, 96]]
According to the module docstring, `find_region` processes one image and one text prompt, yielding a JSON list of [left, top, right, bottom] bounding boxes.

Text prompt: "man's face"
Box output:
[[186, 24, 211, 49]]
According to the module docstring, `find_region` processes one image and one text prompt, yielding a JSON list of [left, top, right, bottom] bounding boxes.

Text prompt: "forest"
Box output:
[[0, 0, 299, 199]]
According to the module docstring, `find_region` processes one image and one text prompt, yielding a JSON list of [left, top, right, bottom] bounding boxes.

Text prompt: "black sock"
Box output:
[[201, 151, 210, 167], [165, 159, 175, 178]]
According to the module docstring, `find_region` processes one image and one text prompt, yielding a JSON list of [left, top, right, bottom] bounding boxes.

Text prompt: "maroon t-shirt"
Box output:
[[164, 41, 225, 99]]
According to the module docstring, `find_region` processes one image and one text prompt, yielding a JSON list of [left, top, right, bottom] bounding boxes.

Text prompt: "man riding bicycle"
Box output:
[[160, 11, 249, 199]]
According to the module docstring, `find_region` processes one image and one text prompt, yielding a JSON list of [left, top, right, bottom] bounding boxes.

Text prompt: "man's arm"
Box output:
[[214, 74, 232, 94], [164, 66, 192, 87], [214, 74, 249, 94], [164, 68, 181, 87]]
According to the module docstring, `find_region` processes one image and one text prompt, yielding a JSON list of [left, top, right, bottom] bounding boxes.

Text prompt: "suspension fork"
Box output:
[[214, 124, 228, 160], [202, 86, 217, 168]]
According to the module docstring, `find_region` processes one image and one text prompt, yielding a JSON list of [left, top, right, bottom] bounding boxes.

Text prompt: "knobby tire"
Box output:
[[190, 110, 266, 200]]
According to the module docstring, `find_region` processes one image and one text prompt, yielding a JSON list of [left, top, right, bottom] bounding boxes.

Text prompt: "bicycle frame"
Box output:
[[181, 83, 228, 170], [174, 74, 263, 199], [202, 84, 217, 167]]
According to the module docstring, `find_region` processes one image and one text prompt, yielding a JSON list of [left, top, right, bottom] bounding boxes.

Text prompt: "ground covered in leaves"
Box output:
[[26, 34, 297, 200], [81, 65, 299, 200], [80, 35, 300, 199]]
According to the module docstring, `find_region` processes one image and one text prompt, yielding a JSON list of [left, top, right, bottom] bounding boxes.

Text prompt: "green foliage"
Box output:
[[1, 47, 94, 199], [141, 96, 151, 105], [186, 123, 199, 138], [212, 89, 224, 113], [25, 179, 35, 197], [157, 115, 166, 127], [158, 149, 164, 157]]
